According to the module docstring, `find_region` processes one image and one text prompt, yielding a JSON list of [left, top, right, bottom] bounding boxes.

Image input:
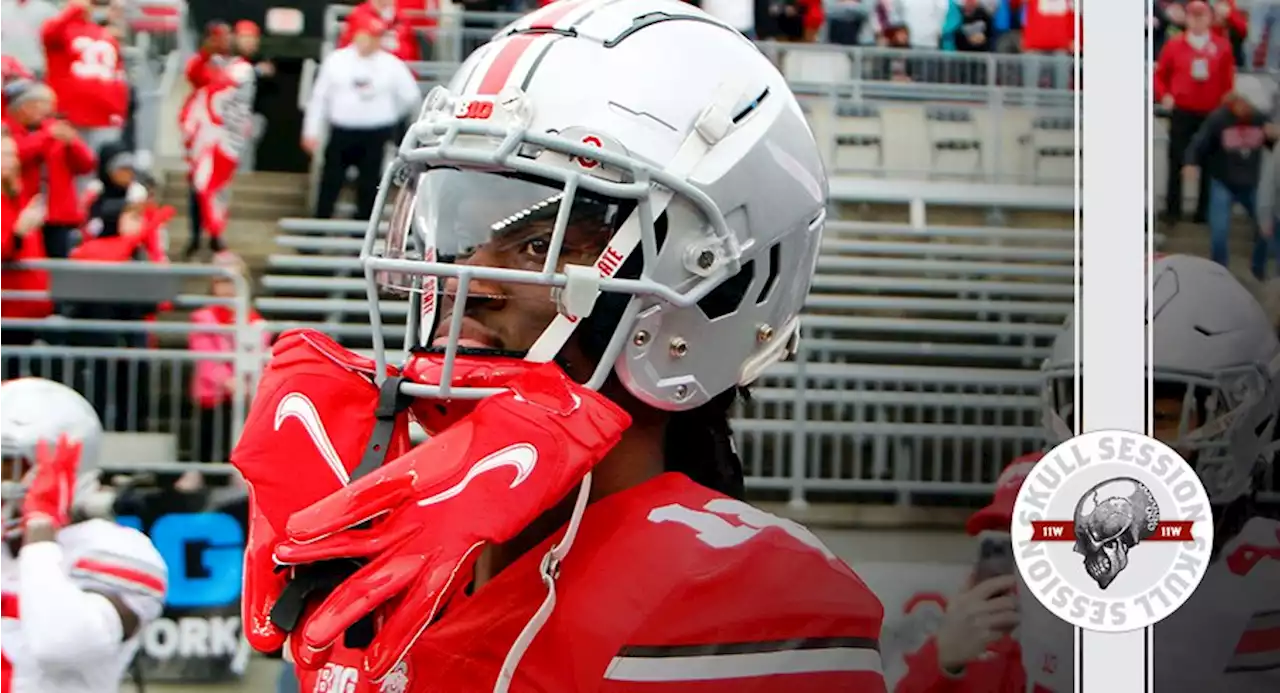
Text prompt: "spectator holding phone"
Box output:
[[40, 0, 130, 160], [894, 453, 1042, 693], [2, 79, 96, 259]]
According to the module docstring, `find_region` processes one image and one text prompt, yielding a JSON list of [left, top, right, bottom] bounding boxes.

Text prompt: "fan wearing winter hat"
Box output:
[[1184, 80, 1280, 280]]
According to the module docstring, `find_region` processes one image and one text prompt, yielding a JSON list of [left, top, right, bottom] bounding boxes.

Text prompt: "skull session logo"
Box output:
[[1011, 430, 1213, 633]]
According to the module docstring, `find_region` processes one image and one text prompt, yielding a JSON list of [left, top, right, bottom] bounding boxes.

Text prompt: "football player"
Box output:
[[0, 377, 168, 692], [901, 254, 1280, 692], [230, 0, 888, 691]]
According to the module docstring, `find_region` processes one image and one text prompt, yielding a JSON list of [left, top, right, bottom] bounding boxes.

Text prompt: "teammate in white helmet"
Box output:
[[916, 254, 1280, 693], [0, 378, 168, 693]]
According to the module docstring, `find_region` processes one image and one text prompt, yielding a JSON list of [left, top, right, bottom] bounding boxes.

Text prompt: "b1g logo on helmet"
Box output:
[[1011, 429, 1213, 632]]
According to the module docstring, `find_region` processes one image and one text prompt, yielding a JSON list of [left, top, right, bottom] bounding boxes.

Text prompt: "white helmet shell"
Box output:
[[363, 0, 825, 412], [1, 378, 105, 525], [1041, 255, 1280, 503]]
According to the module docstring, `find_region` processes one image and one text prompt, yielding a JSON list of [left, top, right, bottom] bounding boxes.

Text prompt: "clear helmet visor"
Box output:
[[377, 167, 633, 356]]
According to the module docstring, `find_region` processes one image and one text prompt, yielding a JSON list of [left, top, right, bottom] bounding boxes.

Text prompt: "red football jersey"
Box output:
[[41, 5, 129, 128], [294, 473, 886, 692]]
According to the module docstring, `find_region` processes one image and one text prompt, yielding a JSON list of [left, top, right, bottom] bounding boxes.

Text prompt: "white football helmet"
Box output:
[[362, 0, 826, 410], [1, 378, 105, 532], [1041, 255, 1280, 503]]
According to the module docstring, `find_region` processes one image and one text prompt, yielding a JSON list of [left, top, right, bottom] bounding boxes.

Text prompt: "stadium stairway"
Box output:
[[156, 171, 311, 269]]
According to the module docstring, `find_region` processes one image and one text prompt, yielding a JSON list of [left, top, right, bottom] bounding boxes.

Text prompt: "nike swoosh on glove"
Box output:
[[231, 328, 415, 654], [23, 434, 82, 530], [273, 361, 631, 679]]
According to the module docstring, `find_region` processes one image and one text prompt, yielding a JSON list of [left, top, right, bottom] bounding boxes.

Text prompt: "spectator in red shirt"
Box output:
[[0, 126, 55, 380], [1155, 0, 1236, 224], [40, 0, 129, 160], [339, 0, 423, 63], [2, 79, 97, 259], [180, 21, 233, 261]]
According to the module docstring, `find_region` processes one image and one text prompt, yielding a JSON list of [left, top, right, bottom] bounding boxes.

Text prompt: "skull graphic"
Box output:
[[1073, 478, 1160, 590]]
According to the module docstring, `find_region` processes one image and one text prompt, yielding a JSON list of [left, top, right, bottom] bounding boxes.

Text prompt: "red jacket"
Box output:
[[11, 120, 97, 226], [1023, 0, 1075, 53], [895, 635, 1025, 693], [338, 1, 422, 63], [178, 49, 228, 148], [1, 187, 53, 319], [74, 203, 175, 264], [41, 4, 130, 128], [1154, 32, 1236, 115]]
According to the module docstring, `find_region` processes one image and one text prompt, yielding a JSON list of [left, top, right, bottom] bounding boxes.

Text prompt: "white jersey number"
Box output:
[[70, 37, 118, 81], [649, 499, 836, 560]]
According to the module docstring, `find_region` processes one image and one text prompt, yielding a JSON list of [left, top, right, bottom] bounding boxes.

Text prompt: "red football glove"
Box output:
[[401, 350, 533, 435], [231, 328, 416, 654], [273, 362, 631, 679], [23, 434, 82, 530]]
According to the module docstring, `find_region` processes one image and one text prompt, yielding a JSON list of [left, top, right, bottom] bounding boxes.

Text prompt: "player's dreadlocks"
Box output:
[[663, 386, 748, 500]]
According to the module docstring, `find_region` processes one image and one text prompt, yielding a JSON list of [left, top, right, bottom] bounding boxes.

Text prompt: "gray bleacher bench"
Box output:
[[746, 386, 1040, 410], [820, 239, 1076, 263], [279, 218, 381, 236], [824, 221, 1074, 244], [257, 297, 405, 316], [756, 359, 1042, 387], [802, 275, 1075, 298], [277, 235, 368, 252], [816, 255, 1076, 279], [828, 178, 1075, 210], [268, 255, 362, 271], [828, 177, 1074, 229], [801, 337, 1051, 363], [800, 314, 1062, 339], [803, 294, 1071, 318], [262, 275, 366, 294]]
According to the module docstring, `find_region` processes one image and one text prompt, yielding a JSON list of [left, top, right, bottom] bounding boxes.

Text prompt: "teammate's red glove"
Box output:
[[22, 434, 82, 530], [273, 362, 631, 679], [231, 328, 416, 654]]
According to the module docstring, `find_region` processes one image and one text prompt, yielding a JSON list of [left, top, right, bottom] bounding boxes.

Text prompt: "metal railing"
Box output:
[[0, 261, 264, 467]]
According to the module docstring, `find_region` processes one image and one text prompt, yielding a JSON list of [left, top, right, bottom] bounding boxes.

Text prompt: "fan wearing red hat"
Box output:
[[337, 0, 423, 63], [894, 452, 1042, 693]]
